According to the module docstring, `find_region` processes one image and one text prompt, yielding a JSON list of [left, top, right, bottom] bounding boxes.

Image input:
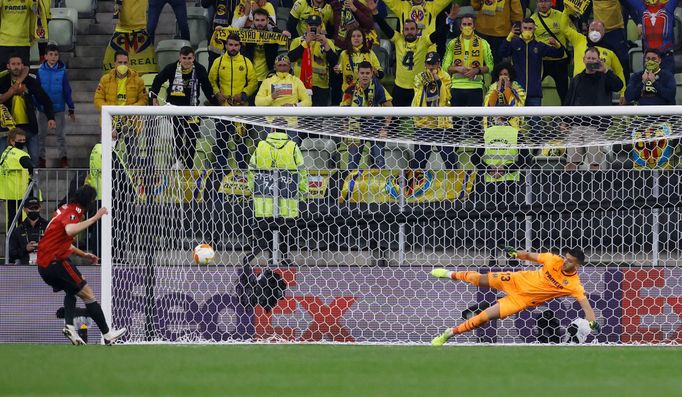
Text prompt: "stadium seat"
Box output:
[[372, 46, 390, 77], [534, 154, 566, 170], [384, 142, 413, 170], [379, 39, 394, 76], [142, 73, 168, 104], [196, 41, 209, 70], [541, 76, 562, 106], [675, 73, 682, 104], [675, 9, 682, 50], [300, 138, 336, 169], [156, 39, 192, 70], [64, 0, 96, 19], [277, 17, 288, 32], [29, 43, 40, 70], [182, 7, 210, 48], [48, 8, 78, 51], [629, 47, 643, 74], [276, 6, 290, 23]]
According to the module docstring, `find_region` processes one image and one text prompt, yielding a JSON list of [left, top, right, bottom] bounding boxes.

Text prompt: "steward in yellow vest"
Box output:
[[0, 128, 32, 232], [248, 131, 308, 265], [482, 123, 521, 183], [248, 131, 308, 218]]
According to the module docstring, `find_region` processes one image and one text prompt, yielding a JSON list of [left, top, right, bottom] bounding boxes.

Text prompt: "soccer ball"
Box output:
[[565, 318, 591, 343], [193, 244, 215, 264]]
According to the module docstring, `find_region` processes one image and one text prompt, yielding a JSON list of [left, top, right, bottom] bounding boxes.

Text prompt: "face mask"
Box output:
[[14, 141, 25, 150], [645, 60, 660, 72], [588, 31, 602, 43], [27, 211, 40, 221], [521, 31, 533, 41], [461, 26, 474, 36], [116, 64, 128, 75]]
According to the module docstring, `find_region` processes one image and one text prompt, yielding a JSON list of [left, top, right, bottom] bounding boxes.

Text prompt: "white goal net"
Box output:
[[101, 106, 682, 345]]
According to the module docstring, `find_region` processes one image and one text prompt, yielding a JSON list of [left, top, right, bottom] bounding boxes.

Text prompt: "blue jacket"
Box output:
[[499, 37, 564, 98], [35, 61, 74, 113], [625, 70, 676, 106]]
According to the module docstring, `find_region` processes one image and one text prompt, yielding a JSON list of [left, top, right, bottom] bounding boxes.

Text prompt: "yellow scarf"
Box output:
[[452, 34, 484, 69]]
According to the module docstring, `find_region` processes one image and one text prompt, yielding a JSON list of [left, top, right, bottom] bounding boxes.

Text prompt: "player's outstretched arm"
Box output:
[[515, 250, 541, 262], [65, 208, 108, 237], [577, 297, 600, 332], [503, 246, 541, 263]]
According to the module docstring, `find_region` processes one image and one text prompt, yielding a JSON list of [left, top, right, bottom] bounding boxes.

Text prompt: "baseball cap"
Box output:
[[306, 15, 322, 26], [25, 197, 40, 210], [425, 52, 440, 65], [275, 54, 290, 64]]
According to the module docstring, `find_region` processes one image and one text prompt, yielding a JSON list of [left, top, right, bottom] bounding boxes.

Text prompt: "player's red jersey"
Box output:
[[36, 203, 86, 267]]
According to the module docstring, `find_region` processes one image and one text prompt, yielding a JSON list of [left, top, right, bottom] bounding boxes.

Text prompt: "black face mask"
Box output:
[[26, 211, 40, 221], [14, 141, 26, 150]]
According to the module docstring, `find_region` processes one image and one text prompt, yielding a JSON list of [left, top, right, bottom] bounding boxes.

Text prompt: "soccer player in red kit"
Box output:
[[37, 185, 126, 345]]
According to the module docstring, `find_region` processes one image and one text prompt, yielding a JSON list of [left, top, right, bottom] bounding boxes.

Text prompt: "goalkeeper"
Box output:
[[430, 247, 599, 346]]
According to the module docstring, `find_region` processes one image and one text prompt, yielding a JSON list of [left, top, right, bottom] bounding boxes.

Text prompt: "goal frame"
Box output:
[[99, 105, 682, 343]]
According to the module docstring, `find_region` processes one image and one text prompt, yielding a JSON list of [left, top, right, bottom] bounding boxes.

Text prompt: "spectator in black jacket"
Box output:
[[0, 55, 55, 167], [563, 47, 623, 170], [9, 197, 49, 265], [150, 46, 218, 169], [625, 49, 676, 106], [564, 47, 623, 107]]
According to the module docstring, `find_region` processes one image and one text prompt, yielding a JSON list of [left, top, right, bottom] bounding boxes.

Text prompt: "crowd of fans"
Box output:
[[1, 0, 681, 264], [135, 0, 680, 172]]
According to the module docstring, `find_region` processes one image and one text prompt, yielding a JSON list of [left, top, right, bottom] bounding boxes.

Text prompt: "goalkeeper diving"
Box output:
[[430, 247, 599, 345]]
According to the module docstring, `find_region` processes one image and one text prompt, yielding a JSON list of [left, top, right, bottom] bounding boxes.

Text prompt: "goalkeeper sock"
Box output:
[[63, 294, 76, 326], [85, 301, 110, 335], [453, 271, 482, 287], [452, 311, 490, 335]]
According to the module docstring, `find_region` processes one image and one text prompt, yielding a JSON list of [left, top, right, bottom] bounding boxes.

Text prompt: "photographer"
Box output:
[[8, 197, 49, 265], [563, 47, 623, 170], [564, 47, 622, 107]]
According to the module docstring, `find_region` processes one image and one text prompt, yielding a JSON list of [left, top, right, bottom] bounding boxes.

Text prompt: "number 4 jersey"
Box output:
[[392, 32, 437, 90]]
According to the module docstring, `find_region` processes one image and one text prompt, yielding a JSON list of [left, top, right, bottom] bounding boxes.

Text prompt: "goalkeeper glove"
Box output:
[[431, 268, 451, 279], [503, 246, 518, 258], [589, 320, 600, 333]]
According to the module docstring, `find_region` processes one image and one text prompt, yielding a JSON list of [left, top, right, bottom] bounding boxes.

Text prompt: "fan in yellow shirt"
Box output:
[[288, 0, 333, 37], [255, 55, 312, 144], [382, 0, 451, 37], [410, 52, 456, 170], [334, 28, 383, 94]]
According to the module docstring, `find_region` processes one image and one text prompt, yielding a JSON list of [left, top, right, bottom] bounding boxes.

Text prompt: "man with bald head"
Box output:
[[560, 10, 626, 104]]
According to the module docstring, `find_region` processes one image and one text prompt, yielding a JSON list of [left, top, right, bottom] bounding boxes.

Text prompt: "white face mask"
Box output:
[[588, 31, 602, 42]]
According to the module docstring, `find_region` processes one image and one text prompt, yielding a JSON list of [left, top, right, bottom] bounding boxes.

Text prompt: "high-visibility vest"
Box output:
[[0, 146, 30, 199], [85, 143, 102, 199], [248, 132, 308, 218], [482, 125, 520, 183]]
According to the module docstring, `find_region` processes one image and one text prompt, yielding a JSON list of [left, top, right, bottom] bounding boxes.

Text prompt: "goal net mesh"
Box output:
[[103, 107, 682, 345]]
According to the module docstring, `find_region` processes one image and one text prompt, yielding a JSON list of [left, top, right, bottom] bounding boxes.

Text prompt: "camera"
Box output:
[[585, 62, 601, 72]]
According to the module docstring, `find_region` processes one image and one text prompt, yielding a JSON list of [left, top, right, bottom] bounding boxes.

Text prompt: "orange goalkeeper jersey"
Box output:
[[511, 253, 586, 303]]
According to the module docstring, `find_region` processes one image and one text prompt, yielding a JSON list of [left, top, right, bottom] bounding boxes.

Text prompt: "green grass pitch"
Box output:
[[1, 344, 680, 397]]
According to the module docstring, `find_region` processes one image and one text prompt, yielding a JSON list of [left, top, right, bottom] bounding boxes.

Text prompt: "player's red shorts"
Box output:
[[487, 272, 535, 319], [38, 259, 87, 295]]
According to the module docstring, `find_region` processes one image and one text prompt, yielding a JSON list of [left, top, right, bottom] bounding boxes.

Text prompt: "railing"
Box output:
[[2, 168, 95, 264]]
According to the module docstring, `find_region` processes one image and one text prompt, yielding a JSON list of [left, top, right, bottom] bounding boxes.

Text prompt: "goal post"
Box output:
[[100, 105, 682, 345]]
